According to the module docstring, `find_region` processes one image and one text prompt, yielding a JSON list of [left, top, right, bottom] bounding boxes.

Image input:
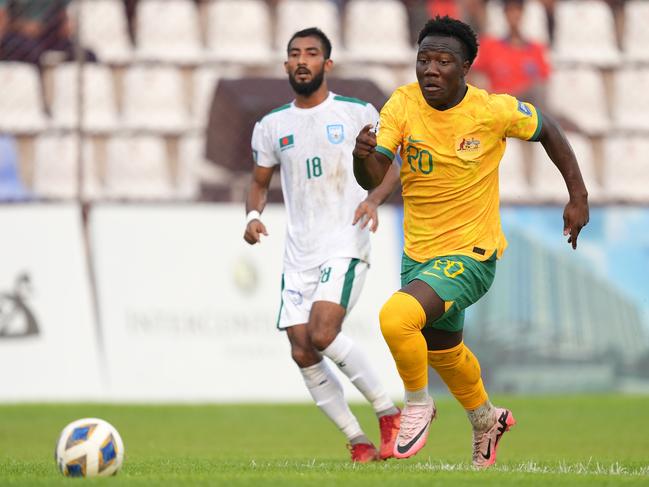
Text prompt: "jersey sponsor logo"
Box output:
[[517, 101, 532, 116], [457, 137, 480, 152], [407, 135, 424, 144], [279, 134, 295, 151], [326, 124, 344, 144]]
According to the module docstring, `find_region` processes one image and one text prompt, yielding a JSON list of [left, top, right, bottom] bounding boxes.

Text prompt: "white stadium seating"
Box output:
[[78, 0, 132, 64], [206, 0, 274, 64], [33, 134, 101, 199], [0, 63, 47, 133], [344, 0, 414, 64], [499, 138, 530, 203], [612, 68, 649, 133], [192, 67, 222, 129], [553, 0, 621, 67], [530, 132, 602, 203], [135, 0, 204, 64], [603, 136, 649, 202], [623, 1, 649, 63], [105, 136, 173, 199], [276, 0, 342, 58], [548, 67, 610, 136], [122, 66, 189, 133], [50, 63, 119, 133]]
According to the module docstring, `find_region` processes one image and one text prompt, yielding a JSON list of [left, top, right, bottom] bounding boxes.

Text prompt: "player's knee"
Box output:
[[290, 345, 320, 368], [379, 292, 426, 343], [309, 328, 337, 351]]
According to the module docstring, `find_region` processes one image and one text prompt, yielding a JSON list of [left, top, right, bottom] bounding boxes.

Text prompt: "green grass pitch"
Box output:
[[1, 395, 648, 486]]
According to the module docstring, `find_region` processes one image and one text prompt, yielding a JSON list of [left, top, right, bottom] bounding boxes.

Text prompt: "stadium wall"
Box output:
[[1, 204, 648, 402]]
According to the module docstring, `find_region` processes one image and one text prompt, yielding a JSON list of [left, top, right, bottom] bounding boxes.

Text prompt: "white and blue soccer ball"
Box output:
[[55, 418, 124, 477]]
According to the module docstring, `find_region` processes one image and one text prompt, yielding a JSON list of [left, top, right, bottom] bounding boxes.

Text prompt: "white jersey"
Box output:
[[252, 92, 378, 272]]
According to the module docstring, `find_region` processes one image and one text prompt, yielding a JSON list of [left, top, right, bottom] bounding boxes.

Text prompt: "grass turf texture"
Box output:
[[1, 395, 647, 486]]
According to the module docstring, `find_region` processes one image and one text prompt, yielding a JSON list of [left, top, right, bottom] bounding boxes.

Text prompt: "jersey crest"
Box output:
[[326, 124, 344, 144]]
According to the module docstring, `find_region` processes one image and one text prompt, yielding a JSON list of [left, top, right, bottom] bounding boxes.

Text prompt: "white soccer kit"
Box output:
[[251, 92, 379, 327]]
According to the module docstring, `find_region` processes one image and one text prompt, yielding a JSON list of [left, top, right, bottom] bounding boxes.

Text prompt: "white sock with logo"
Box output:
[[300, 360, 363, 441], [322, 333, 397, 415]]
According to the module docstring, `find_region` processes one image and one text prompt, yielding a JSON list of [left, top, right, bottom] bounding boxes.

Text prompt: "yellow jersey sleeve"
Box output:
[[376, 90, 406, 161], [490, 94, 543, 142]]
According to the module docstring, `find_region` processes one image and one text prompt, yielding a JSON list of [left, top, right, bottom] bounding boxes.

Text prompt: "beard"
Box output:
[[288, 67, 325, 96]]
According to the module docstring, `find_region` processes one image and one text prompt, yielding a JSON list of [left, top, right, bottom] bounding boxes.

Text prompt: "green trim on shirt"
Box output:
[[333, 95, 368, 106], [376, 145, 395, 161], [529, 108, 543, 142]]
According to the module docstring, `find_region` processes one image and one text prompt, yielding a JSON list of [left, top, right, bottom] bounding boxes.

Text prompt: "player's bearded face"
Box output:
[[288, 63, 325, 95]]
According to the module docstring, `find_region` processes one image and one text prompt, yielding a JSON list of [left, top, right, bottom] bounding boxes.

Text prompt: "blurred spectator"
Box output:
[[470, 0, 549, 109], [401, 0, 459, 44], [459, 0, 487, 34], [0, 0, 96, 66]]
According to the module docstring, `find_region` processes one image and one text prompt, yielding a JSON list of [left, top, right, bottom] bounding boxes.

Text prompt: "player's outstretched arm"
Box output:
[[536, 112, 590, 249], [353, 162, 400, 232], [353, 124, 392, 190], [243, 165, 274, 245]]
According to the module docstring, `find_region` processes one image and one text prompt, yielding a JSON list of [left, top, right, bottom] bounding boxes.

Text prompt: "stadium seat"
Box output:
[[0, 63, 47, 133], [485, 0, 549, 45], [33, 134, 101, 199], [530, 132, 601, 203], [135, 0, 204, 64], [499, 138, 530, 203], [553, 0, 621, 67], [206, 0, 274, 64], [79, 0, 132, 64], [547, 67, 610, 135], [612, 68, 649, 132], [178, 134, 212, 199], [192, 67, 221, 129], [276, 0, 342, 58], [623, 1, 649, 63], [105, 136, 174, 199], [344, 0, 414, 64], [50, 63, 118, 133], [603, 136, 649, 202], [122, 65, 189, 134], [333, 64, 400, 97], [0, 135, 30, 201]]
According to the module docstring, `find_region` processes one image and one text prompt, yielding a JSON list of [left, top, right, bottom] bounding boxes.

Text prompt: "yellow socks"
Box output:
[[427, 342, 488, 410], [379, 291, 428, 391], [379, 291, 488, 410]]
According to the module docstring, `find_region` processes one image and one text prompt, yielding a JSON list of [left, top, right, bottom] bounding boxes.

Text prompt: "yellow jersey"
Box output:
[[376, 83, 542, 263]]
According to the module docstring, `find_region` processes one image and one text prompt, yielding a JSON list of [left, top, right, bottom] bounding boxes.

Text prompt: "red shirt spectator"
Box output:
[[472, 35, 550, 96]]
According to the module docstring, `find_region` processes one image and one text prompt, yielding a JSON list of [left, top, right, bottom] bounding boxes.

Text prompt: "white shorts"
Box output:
[[276, 257, 368, 330]]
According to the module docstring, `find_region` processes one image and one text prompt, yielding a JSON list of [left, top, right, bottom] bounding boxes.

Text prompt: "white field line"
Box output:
[[249, 459, 649, 476]]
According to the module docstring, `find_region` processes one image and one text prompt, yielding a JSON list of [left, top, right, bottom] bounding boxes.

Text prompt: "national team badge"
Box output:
[[279, 134, 294, 151], [457, 137, 481, 152], [517, 101, 532, 116], [326, 124, 344, 144]]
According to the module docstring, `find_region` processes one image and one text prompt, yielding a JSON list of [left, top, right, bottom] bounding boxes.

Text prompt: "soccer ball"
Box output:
[[54, 418, 124, 477]]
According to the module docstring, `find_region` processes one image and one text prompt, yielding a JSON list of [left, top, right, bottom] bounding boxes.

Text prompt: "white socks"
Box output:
[[322, 333, 396, 414], [405, 387, 432, 404], [300, 360, 363, 441]]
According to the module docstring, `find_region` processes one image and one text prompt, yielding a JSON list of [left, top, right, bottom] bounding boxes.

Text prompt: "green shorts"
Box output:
[[401, 252, 497, 332]]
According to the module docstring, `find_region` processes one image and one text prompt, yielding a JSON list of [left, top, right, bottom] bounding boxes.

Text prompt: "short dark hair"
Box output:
[[417, 16, 479, 65], [287, 27, 332, 59]]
